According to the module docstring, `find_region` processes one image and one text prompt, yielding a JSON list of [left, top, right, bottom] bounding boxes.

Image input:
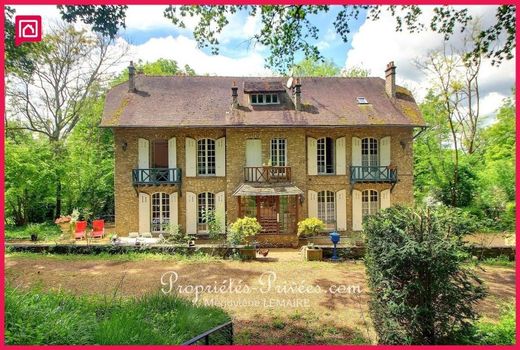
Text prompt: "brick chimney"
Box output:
[[385, 61, 396, 98], [231, 81, 238, 108], [293, 78, 302, 111], [128, 61, 136, 93]]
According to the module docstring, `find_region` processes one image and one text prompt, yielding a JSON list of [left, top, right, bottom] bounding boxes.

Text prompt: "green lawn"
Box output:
[[5, 286, 231, 345], [5, 223, 62, 241]]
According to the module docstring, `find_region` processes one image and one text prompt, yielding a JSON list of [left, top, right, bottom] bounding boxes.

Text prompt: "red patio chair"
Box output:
[[91, 219, 105, 239], [74, 221, 87, 240]]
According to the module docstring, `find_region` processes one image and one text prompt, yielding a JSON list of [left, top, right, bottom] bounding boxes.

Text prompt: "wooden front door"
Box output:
[[257, 196, 279, 234]]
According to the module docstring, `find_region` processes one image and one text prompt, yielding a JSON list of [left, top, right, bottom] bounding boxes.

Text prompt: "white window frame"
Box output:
[[362, 138, 379, 167], [197, 192, 215, 233], [318, 190, 336, 231], [270, 138, 287, 166], [250, 93, 279, 105], [151, 192, 170, 233], [362, 189, 379, 220], [317, 137, 335, 174], [197, 138, 216, 176]]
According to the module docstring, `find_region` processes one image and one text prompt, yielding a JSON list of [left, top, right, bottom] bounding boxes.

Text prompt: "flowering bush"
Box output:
[[227, 217, 261, 246], [297, 217, 325, 237], [54, 216, 72, 224]]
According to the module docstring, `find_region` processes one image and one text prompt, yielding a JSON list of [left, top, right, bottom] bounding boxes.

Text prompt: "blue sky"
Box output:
[[119, 6, 366, 69]]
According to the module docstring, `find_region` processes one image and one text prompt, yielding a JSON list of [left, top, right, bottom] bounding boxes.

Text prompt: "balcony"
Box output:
[[350, 166, 397, 184], [132, 168, 182, 186], [244, 166, 291, 183]]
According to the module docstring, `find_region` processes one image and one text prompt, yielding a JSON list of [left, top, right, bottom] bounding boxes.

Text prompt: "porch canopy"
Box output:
[[232, 183, 303, 197]]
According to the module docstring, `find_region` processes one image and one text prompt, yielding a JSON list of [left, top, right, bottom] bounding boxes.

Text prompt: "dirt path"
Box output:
[[5, 254, 515, 344]]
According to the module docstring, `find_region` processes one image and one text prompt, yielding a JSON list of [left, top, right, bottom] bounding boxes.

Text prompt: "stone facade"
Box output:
[[114, 126, 414, 244]]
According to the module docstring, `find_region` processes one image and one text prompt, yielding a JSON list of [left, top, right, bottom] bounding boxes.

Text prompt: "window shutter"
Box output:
[[307, 137, 317, 175], [186, 192, 197, 234], [352, 189, 362, 231], [185, 137, 196, 177], [352, 137, 361, 167], [380, 136, 391, 166], [335, 137, 346, 175], [336, 189, 347, 231], [168, 137, 177, 168], [215, 191, 226, 232], [308, 190, 318, 218], [170, 192, 178, 227], [138, 138, 149, 169], [138, 192, 150, 233], [216, 137, 226, 177], [380, 189, 391, 209]]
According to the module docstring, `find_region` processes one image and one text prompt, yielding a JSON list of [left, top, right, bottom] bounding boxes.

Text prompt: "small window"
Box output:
[[197, 139, 216, 176], [152, 140, 168, 168], [362, 190, 379, 220], [250, 93, 280, 105], [357, 97, 368, 104]]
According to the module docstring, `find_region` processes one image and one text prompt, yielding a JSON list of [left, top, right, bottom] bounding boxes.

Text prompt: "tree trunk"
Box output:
[[55, 179, 62, 219]]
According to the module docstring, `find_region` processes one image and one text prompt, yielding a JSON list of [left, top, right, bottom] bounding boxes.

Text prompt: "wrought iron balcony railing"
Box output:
[[350, 166, 397, 184], [132, 168, 182, 185], [244, 166, 291, 183]]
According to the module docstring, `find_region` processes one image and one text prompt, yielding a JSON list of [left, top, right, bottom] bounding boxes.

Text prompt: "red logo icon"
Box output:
[[15, 15, 42, 46]]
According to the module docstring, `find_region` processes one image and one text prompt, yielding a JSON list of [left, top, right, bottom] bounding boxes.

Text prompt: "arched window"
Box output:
[[197, 192, 215, 233], [318, 190, 336, 230], [362, 190, 379, 219], [151, 192, 170, 233], [361, 138, 378, 167], [197, 139, 216, 175], [317, 137, 334, 174]]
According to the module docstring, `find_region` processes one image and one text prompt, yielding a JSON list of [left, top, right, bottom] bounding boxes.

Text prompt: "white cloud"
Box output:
[[345, 5, 515, 118], [123, 35, 272, 76]]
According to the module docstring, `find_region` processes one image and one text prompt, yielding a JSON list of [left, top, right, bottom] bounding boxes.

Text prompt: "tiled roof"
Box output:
[[243, 80, 285, 93], [100, 76, 425, 128]]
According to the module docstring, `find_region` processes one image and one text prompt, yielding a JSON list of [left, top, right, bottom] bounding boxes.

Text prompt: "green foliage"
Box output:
[[112, 58, 196, 86], [480, 255, 514, 268], [164, 224, 191, 245], [297, 217, 325, 237], [201, 209, 223, 240], [364, 205, 486, 344], [472, 305, 515, 345], [58, 5, 128, 39], [455, 304, 516, 345], [227, 217, 261, 246], [415, 92, 515, 231], [5, 286, 230, 345], [5, 223, 61, 241], [342, 65, 371, 77], [292, 58, 341, 77]]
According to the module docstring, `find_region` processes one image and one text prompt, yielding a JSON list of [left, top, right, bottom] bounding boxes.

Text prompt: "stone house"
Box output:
[[100, 61, 425, 246]]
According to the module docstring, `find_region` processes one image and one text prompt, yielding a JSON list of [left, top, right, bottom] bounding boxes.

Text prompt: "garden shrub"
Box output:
[[297, 217, 325, 237], [364, 205, 486, 345], [227, 217, 261, 246]]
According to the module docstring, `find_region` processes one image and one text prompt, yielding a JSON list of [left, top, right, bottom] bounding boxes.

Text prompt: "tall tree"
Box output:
[[291, 58, 341, 77], [6, 23, 127, 217]]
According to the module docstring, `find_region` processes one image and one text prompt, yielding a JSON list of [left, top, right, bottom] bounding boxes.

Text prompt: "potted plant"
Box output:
[[297, 217, 325, 261], [55, 215, 72, 235], [227, 217, 262, 260]]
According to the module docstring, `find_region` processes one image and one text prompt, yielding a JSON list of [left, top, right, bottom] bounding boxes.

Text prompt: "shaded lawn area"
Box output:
[[5, 253, 516, 345], [5, 285, 230, 345], [5, 223, 62, 241]]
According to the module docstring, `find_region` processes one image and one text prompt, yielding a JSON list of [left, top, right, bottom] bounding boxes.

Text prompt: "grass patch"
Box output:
[[5, 285, 230, 345], [5, 251, 221, 263], [457, 303, 516, 345], [5, 223, 61, 241], [480, 255, 515, 268]]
